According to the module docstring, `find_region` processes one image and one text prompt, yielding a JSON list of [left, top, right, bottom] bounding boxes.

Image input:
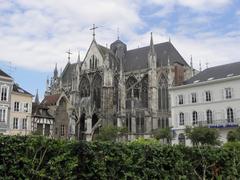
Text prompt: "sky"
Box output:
[[0, 0, 240, 100]]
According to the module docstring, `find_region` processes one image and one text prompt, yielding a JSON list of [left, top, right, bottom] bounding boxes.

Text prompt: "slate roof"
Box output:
[[184, 61, 240, 85], [124, 42, 188, 72], [0, 69, 12, 78], [41, 94, 61, 106], [13, 84, 33, 96], [32, 102, 54, 119], [61, 63, 77, 84]]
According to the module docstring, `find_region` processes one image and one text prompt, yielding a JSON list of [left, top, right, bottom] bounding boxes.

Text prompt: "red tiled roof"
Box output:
[[41, 94, 61, 106]]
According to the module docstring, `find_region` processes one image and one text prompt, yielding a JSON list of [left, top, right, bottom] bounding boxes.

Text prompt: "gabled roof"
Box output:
[[32, 102, 54, 119], [41, 94, 61, 106], [13, 84, 33, 96], [184, 61, 240, 85], [124, 42, 188, 72], [0, 69, 12, 78]]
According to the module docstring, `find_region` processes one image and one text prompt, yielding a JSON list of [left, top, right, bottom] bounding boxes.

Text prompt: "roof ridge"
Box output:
[[127, 41, 170, 52]]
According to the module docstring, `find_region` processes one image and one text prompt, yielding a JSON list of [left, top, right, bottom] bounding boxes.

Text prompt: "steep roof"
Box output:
[[32, 102, 54, 119], [124, 42, 188, 72], [13, 84, 33, 96], [61, 62, 77, 85], [184, 61, 240, 85], [41, 94, 61, 106], [0, 69, 12, 78]]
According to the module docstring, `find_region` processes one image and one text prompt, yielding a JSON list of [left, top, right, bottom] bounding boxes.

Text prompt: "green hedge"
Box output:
[[0, 136, 240, 179]]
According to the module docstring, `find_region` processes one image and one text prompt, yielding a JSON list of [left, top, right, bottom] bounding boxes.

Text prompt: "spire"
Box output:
[[149, 32, 156, 56], [46, 76, 49, 89], [54, 63, 58, 79], [77, 50, 80, 64], [66, 49, 72, 63], [35, 89, 40, 104], [168, 56, 171, 67], [190, 55, 194, 77]]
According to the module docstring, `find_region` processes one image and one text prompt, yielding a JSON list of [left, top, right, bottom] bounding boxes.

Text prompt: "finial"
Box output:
[[77, 50, 80, 63], [66, 49, 72, 63], [169, 37, 171, 43], [168, 56, 170, 66], [149, 32, 156, 55], [199, 61, 202, 71], [90, 24, 99, 40]]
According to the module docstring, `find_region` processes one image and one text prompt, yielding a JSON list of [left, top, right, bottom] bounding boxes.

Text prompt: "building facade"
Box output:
[[46, 33, 192, 141], [170, 62, 240, 145], [8, 84, 33, 135], [0, 69, 13, 134], [41, 92, 75, 139]]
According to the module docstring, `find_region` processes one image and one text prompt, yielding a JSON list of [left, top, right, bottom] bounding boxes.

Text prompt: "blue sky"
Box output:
[[0, 0, 240, 100]]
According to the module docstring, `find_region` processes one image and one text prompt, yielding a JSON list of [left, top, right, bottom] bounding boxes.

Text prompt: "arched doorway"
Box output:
[[92, 113, 98, 128]]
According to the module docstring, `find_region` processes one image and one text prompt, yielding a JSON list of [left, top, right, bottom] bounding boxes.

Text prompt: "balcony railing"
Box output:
[[195, 118, 240, 129]]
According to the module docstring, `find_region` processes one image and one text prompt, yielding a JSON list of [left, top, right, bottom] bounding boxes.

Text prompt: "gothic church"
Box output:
[[45, 32, 192, 141]]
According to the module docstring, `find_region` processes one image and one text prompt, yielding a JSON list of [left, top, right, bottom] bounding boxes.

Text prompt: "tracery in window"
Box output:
[[158, 74, 168, 111]]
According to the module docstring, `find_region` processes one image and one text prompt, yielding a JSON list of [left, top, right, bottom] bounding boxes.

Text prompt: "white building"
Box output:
[[169, 62, 240, 145], [0, 69, 13, 134], [8, 84, 33, 135]]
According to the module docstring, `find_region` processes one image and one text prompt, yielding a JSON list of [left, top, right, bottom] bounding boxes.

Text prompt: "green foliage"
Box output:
[[94, 125, 127, 142], [1, 135, 240, 179], [185, 126, 220, 146], [227, 127, 240, 142], [152, 127, 172, 144]]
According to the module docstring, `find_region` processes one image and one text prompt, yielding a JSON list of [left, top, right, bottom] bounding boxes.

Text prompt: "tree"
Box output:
[[94, 125, 127, 142], [153, 127, 172, 144], [227, 127, 240, 142], [185, 126, 220, 146]]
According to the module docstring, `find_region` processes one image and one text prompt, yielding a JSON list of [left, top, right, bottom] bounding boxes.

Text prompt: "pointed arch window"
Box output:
[[92, 74, 102, 109], [141, 75, 148, 108], [158, 74, 168, 111], [79, 77, 90, 98]]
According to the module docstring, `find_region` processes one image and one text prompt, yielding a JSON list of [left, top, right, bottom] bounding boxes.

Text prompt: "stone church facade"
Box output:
[[45, 33, 192, 141]]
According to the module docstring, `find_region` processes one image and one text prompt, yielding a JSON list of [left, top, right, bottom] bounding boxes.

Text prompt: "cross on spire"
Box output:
[[66, 49, 72, 62], [90, 24, 99, 40]]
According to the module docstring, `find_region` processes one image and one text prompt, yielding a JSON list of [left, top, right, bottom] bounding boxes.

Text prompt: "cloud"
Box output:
[[0, 0, 239, 74], [150, 0, 232, 11], [0, 0, 142, 71]]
